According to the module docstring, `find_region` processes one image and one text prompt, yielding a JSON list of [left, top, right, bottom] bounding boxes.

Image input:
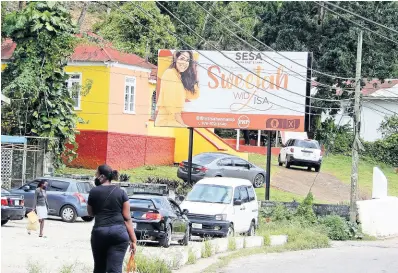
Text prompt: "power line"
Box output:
[[192, 0, 357, 91], [155, 1, 349, 104], [324, 1, 398, 35], [107, 2, 341, 116], [315, 2, 398, 46]]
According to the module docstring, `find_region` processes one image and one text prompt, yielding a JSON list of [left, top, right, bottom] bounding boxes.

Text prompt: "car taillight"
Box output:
[[179, 162, 184, 167], [198, 166, 208, 173], [74, 193, 86, 203], [143, 212, 161, 220], [290, 148, 294, 153], [1, 198, 8, 206]]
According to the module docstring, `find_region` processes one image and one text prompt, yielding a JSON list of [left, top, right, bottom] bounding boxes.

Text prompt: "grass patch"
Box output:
[[322, 154, 398, 197], [201, 240, 213, 258], [228, 237, 237, 251], [131, 252, 172, 273], [27, 261, 45, 273], [187, 248, 197, 265]]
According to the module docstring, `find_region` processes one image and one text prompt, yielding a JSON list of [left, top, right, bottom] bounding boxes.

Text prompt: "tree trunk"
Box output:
[[77, 2, 89, 32], [18, 1, 26, 10]]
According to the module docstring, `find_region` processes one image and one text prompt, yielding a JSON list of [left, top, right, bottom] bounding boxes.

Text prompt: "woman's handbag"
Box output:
[[26, 211, 39, 231]]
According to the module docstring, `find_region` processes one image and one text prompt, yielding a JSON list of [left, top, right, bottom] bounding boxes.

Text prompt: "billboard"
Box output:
[[155, 50, 309, 131]]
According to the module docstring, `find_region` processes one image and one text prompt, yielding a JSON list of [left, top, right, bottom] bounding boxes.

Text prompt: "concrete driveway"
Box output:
[[218, 239, 398, 273]]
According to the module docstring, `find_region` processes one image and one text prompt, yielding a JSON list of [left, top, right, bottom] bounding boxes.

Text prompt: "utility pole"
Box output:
[[350, 30, 363, 223]]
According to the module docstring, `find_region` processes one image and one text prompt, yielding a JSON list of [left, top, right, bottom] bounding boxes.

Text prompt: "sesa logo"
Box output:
[[238, 115, 250, 128], [236, 52, 263, 61]]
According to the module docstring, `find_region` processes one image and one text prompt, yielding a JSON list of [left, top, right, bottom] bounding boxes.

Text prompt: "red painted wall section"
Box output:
[[106, 133, 175, 170], [68, 130, 108, 169], [68, 130, 175, 170], [238, 146, 281, 156]]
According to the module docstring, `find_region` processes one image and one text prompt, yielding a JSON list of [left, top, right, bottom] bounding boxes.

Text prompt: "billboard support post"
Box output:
[[187, 127, 194, 185], [265, 130, 272, 200]]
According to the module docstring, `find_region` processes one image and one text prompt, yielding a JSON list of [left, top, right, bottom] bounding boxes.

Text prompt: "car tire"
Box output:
[[285, 157, 291, 169], [315, 165, 321, 172], [60, 205, 77, 223], [247, 221, 255, 236], [307, 167, 312, 171], [179, 226, 190, 246], [159, 224, 172, 248], [253, 174, 265, 188], [1, 220, 8, 226], [223, 224, 234, 238], [81, 216, 94, 222], [278, 155, 283, 166]]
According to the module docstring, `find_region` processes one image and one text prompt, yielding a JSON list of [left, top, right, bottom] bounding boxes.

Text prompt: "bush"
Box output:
[[363, 134, 398, 166], [272, 204, 293, 221], [318, 215, 363, 240], [295, 192, 317, 225], [142, 177, 192, 196], [119, 173, 131, 182], [133, 254, 171, 273]]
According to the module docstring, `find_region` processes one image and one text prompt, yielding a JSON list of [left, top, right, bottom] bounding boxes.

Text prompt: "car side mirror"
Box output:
[[182, 209, 189, 215], [234, 199, 242, 206], [23, 186, 30, 192], [178, 195, 185, 202], [246, 164, 251, 169]]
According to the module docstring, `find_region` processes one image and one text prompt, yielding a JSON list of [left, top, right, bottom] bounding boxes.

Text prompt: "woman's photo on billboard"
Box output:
[[155, 50, 200, 127]]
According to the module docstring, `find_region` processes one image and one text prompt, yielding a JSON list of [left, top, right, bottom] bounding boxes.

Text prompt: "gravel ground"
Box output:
[[1, 217, 198, 273]]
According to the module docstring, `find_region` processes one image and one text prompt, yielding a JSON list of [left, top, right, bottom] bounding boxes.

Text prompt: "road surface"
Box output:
[[218, 239, 398, 273]]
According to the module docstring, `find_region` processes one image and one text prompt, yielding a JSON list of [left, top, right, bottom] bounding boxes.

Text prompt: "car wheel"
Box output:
[[253, 174, 265, 188], [278, 155, 283, 166], [81, 216, 94, 222], [179, 226, 190, 246], [159, 224, 172, 248], [224, 224, 234, 237], [247, 221, 255, 236], [307, 166, 312, 171], [1, 220, 8, 226], [60, 205, 77, 223], [315, 165, 321, 172], [285, 157, 291, 168]]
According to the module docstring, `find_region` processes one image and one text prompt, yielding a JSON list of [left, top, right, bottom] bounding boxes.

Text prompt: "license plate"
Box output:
[[192, 223, 202, 229], [14, 200, 19, 206], [133, 222, 137, 229], [303, 152, 310, 157]]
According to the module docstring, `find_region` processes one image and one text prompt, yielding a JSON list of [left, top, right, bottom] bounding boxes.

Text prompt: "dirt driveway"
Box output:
[[1, 218, 198, 273], [271, 166, 368, 203]]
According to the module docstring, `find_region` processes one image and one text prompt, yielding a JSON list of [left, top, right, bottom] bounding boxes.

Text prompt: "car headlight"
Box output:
[[215, 214, 227, 221]]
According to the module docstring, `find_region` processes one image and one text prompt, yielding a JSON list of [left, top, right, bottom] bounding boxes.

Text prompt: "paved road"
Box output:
[[218, 239, 398, 273]]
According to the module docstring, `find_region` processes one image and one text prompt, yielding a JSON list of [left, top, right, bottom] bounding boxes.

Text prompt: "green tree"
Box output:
[[252, 1, 398, 127], [1, 2, 81, 168], [93, 1, 177, 63], [379, 115, 398, 138]]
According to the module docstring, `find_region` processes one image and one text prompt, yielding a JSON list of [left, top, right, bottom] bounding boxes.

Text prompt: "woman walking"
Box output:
[[87, 164, 137, 273], [32, 180, 49, 237]]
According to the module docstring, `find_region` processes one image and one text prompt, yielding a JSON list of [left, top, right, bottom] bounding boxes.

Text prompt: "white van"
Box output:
[[180, 177, 258, 237]]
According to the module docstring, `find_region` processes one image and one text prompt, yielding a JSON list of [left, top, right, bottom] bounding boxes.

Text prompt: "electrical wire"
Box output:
[[323, 1, 398, 35], [315, 2, 398, 46], [156, 1, 353, 104], [192, 0, 357, 92]]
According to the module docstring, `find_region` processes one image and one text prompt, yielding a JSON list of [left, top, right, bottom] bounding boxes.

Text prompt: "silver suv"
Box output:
[[278, 139, 322, 172]]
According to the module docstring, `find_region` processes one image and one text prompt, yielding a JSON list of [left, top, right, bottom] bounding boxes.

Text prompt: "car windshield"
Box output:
[[192, 154, 220, 165], [186, 184, 233, 204], [129, 198, 156, 209], [295, 140, 319, 149]]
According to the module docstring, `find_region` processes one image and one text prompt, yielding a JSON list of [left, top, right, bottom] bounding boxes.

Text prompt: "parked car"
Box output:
[[177, 152, 266, 188], [11, 177, 94, 223], [1, 188, 26, 226], [180, 177, 258, 238], [278, 139, 322, 172], [129, 193, 190, 248]]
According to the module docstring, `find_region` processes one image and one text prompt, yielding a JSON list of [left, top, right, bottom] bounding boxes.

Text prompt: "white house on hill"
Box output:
[[319, 79, 398, 142]]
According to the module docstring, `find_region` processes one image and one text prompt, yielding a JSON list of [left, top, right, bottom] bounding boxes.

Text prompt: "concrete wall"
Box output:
[[357, 197, 398, 238]]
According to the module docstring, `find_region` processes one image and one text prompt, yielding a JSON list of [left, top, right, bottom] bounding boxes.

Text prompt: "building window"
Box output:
[[124, 77, 136, 114], [151, 90, 156, 119], [66, 73, 82, 110]]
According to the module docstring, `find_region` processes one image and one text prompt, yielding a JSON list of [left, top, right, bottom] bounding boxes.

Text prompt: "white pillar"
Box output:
[[257, 130, 261, 146], [275, 131, 279, 147], [236, 129, 240, 150]]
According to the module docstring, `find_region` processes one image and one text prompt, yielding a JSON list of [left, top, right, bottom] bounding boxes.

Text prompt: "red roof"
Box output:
[[1, 34, 157, 81]]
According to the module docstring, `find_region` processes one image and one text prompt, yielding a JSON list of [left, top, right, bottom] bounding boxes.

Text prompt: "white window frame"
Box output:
[[124, 76, 136, 114], [66, 72, 82, 110]]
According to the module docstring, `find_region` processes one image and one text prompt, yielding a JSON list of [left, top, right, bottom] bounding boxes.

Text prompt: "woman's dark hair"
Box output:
[[170, 50, 198, 94], [98, 164, 119, 182], [37, 181, 46, 188]]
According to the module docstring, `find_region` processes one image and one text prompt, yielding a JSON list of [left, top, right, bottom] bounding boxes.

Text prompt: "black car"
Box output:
[[129, 194, 190, 248], [1, 188, 26, 226]]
